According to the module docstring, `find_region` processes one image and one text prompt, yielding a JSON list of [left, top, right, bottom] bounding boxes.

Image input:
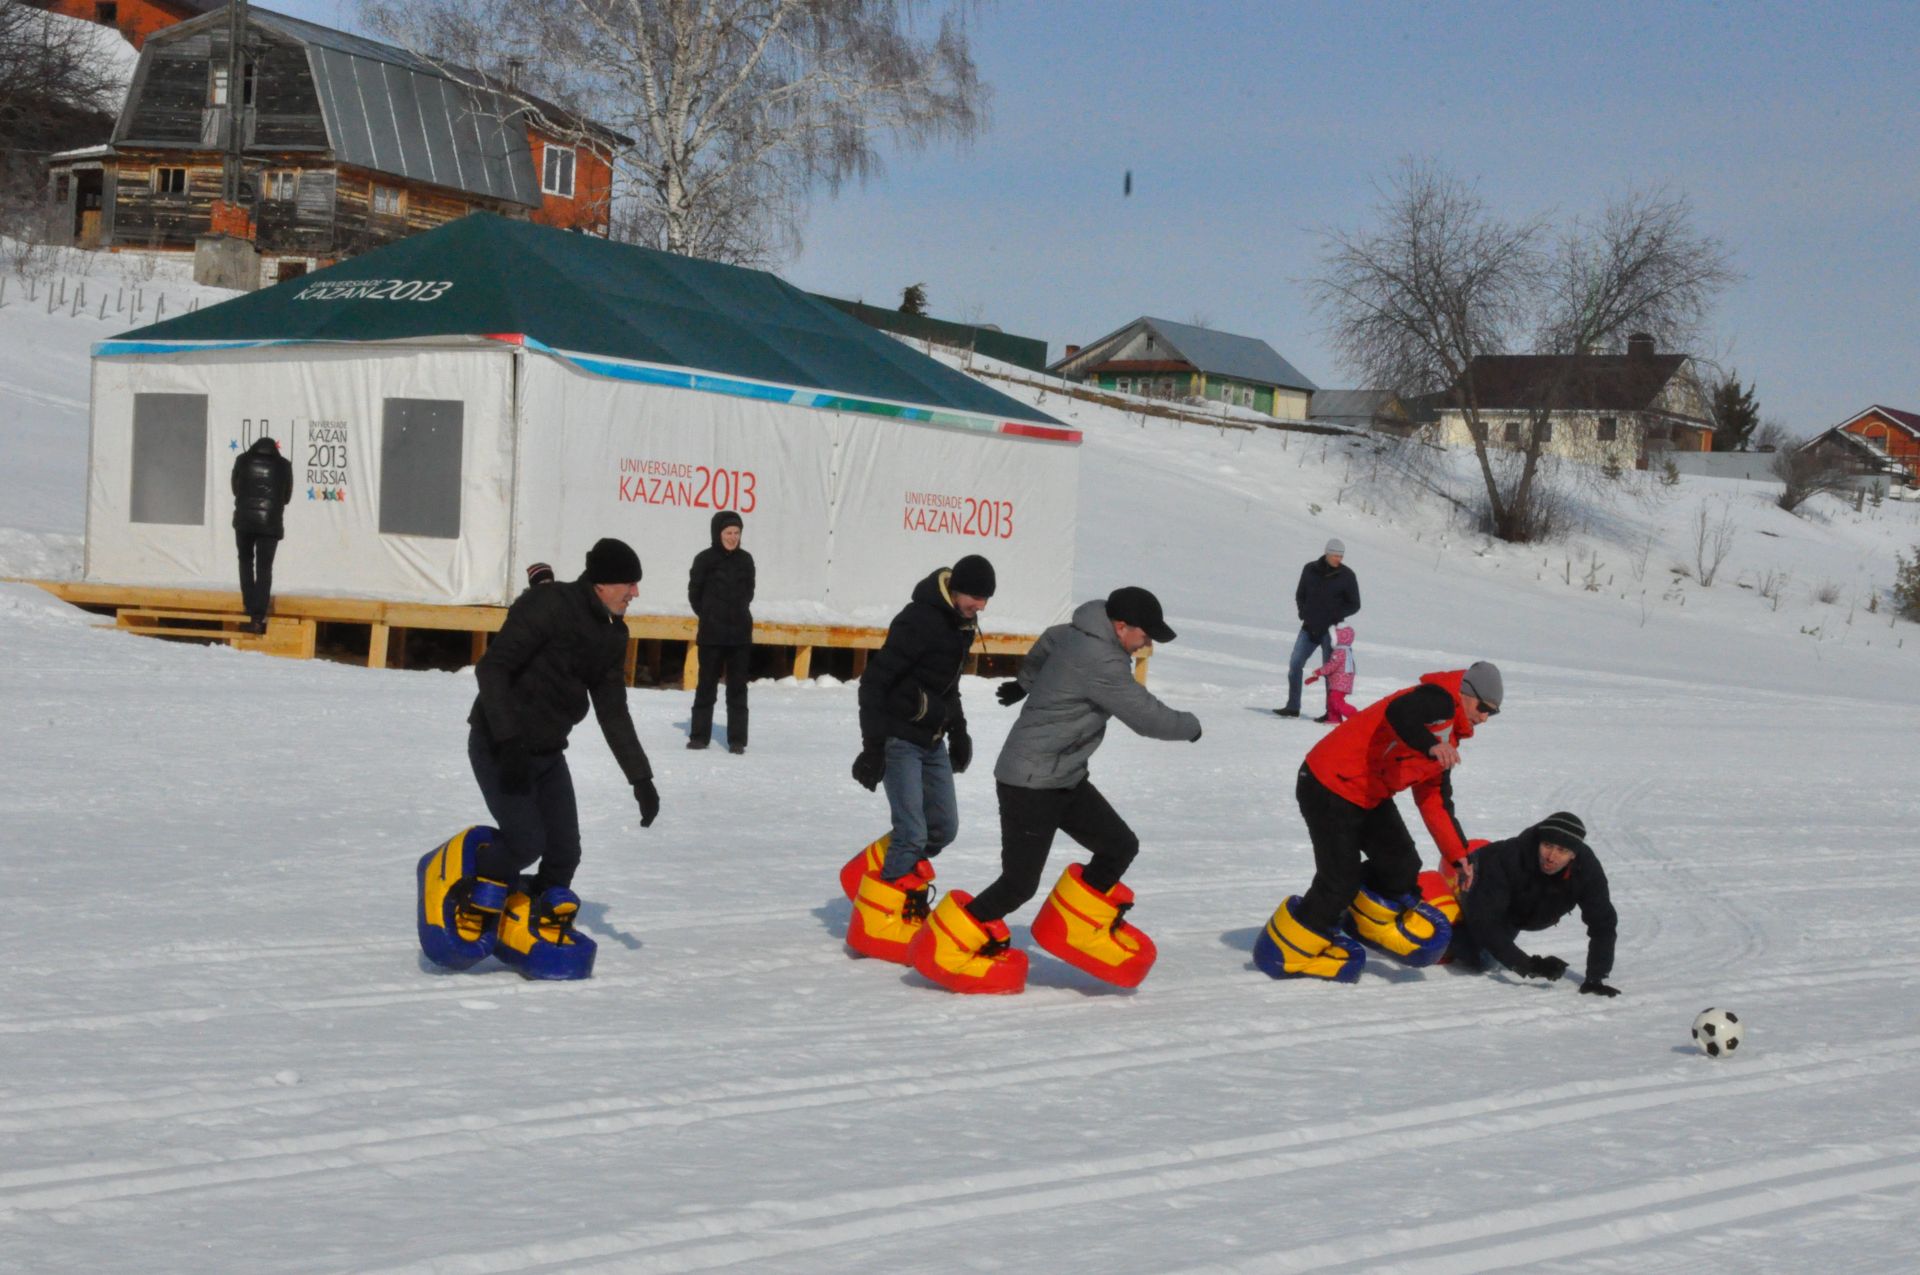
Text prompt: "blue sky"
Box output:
[[276, 0, 1918, 433]]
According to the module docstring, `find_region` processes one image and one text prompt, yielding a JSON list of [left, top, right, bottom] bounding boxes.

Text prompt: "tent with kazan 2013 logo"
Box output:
[[86, 212, 1079, 634]]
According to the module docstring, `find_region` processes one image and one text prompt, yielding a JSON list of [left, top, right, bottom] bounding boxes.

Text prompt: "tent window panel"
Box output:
[[129, 393, 208, 525], [379, 398, 463, 539]]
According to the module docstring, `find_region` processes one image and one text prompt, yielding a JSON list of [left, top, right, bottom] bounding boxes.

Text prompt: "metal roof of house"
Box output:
[[252, 10, 539, 206], [1138, 317, 1317, 392], [1310, 389, 1401, 420]]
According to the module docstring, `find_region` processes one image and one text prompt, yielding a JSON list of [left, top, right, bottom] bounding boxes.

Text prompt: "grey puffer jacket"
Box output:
[[994, 599, 1201, 789]]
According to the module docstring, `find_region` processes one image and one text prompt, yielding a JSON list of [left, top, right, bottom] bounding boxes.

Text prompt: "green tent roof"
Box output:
[[110, 214, 1066, 434]]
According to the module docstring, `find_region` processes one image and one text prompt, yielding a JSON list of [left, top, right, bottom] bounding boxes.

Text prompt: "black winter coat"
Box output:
[[231, 438, 293, 537], [687, 512, 755, 646], [1294, 556, 1360, 641], [1461, 821, 1617, 980], [857, 567, 978, 747], [469, 576, 653, 783]]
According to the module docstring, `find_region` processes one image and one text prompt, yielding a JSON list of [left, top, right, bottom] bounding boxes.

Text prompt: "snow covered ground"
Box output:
[[3, 282, 1919, 1272]]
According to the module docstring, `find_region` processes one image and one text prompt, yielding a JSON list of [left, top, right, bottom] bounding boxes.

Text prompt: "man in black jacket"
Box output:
[[464, 538, 661, 933], [230, 435, 293, 634], [686, 510, 755, 753], [1278, 538, 1360, 718], [1454, 811, 1620, 996], [851, 556, 992, 892]]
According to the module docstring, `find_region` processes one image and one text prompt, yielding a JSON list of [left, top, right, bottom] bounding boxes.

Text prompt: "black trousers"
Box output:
[[235, 531, 280, 624], [689, 643, 750, 746], [1294, 764, 1420, 937], [967, 780, 1140, 922], [467, 726, 582, 893]]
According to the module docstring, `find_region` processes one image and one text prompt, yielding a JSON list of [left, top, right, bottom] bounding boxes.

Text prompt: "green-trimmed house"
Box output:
[[1048, 316, 1317, 419]]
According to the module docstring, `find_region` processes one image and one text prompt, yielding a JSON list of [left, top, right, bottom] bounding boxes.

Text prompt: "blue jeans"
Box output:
[[468, 726, 582, 892], [1284, 627, 1334, 713], [880, 736, 958, 879]]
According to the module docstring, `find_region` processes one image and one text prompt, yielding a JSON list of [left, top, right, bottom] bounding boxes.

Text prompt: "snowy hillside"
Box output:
[[3, 285, 1919, 1272]]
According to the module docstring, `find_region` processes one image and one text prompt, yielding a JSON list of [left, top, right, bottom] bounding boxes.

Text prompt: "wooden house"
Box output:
[[1428, 335, 1714, 468], [1049, 316, 1317, 419], [1797, 406, 1920, 487], [41, 6, 623, 280]]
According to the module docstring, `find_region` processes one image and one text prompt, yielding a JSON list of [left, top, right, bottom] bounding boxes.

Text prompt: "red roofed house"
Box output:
[[1798, 406, 1920, 488]]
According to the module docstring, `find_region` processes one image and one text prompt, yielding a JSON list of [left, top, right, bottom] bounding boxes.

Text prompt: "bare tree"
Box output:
[[0, 2, 123, 226], [359, 0, 988, 265], [1772, 447, 1853, 515], [1313, 161, 1736, 542]]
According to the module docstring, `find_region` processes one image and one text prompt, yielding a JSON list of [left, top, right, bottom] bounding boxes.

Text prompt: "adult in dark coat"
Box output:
[[230, 435, 293, 633], [852, 556, 992, 882], [1279, 538, 1360, 717], [686, 510, 755, 752], [1455, 811, 1620, 995], [466, 538, 660, 901]]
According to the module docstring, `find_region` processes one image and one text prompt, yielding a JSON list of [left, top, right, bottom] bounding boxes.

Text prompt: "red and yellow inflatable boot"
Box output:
[[846, 857, 936, 964], [1252, 896, 1366, 982], [907, 891, 1028, 994], [417, 826, 509, 970], [839, 833, 892, 901], [1029, 864, 1157, 988], [494, 884, 597, 980]]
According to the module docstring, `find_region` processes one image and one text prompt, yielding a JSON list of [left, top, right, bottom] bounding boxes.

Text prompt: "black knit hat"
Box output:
[[949, 554, 996, 598], [1536, 811, 1590, 857], [584, 537, 642, 585]]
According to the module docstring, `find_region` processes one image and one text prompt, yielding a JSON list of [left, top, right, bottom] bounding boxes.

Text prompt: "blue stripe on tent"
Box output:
[[94, 339, 291, 356]]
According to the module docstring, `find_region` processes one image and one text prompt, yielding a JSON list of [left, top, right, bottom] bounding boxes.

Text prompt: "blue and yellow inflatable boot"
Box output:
[[417, 826, 509, 970], [494, 885, 597, 980], [1343, 888, 1452, 967]]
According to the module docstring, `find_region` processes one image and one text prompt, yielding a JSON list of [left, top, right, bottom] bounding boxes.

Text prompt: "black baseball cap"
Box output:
[[1106, 586, 1176, 643]]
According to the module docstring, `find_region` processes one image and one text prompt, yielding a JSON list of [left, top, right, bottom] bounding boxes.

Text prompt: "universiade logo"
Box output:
[[902, 490, 1016, 539], [292, 279, 454, 303]]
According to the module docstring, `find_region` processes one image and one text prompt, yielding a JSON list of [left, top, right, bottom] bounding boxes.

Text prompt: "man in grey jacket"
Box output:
[[912, 587, 1201, 992]]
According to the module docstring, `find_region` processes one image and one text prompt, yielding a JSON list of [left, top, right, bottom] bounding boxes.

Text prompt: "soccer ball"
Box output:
[[1692, 1008, 1744, 1058]]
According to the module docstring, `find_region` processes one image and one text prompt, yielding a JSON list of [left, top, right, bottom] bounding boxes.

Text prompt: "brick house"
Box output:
[[41, 5, 624, 280], [28, 0, 218, 51]]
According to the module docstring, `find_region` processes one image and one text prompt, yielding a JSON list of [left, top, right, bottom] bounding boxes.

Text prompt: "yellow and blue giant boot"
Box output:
[[1417, 869, 1462, 925], [847, 858, 936, 964], [907, 890, 1028, 994], [1252, 896, 1365, 982], [1029, 864, 1157, 988], [1344, 888, 1452, 967], [494, 886, 598, 980], [417, 826, 509, 970], [839, 833, 893, 901]]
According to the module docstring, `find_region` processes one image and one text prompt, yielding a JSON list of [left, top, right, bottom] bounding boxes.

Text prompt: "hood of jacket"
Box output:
[[709, 509, 743, 548], [909, 567, 970, 628], [1069, 597, 1124, 652]]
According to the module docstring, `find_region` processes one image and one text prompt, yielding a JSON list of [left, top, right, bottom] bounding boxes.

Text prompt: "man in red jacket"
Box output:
[[1255, 662, 1502, 981]]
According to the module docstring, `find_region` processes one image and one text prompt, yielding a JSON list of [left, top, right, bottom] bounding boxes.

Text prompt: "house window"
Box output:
[[265, 171, 297, 201], [96, 3, 118, 24], [130, 393, 208, 526], [1468, 420, 1487, 443], [379, 399, 464, 539], [54, 174, 70, 203], [1537, 420, 1554, 442], [542, 146, 576, 198], [1597, 416, 1617, 442], [1504, 421, 1521, 444], [372, 185, 404, 216], [212, 68, 228, 106], [152, 167, 188, 195]]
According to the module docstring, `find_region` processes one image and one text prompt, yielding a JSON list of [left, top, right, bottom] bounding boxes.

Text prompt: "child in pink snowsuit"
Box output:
[[1305, 625, 1357, 723]]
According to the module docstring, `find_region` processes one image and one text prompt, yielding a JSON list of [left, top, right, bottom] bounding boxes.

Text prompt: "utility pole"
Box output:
[[223, 0, 250, 204]]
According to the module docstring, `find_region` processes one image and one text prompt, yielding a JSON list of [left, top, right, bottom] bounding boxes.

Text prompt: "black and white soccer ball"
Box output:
[[1692, 1008, 1743, 1058]]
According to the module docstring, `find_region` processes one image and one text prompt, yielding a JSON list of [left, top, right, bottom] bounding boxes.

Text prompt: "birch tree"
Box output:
[[361, 0, 987, 266]]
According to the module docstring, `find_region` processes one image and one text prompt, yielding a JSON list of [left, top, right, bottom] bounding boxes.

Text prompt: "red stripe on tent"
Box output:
[[1000, 421, 1082, 443], [485, 333, 527, 345]]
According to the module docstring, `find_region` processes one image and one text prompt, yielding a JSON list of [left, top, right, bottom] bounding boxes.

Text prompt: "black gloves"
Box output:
[[1191, 723, 1203, 742], [634, 777, 660, 828], [996, 680, 1027, 707], [495, 738, 532, 794], [1515, 953, 1568, 981], [948, 731, 972, 774], [852, 741, 886, 791], [1579, 979, 1620, 997]]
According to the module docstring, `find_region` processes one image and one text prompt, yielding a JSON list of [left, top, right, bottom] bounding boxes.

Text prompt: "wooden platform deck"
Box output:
[[16, 580, 1116, 686]]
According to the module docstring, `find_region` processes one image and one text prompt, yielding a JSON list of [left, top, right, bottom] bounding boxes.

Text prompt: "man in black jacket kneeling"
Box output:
[[1453, 811, 1621, 996]]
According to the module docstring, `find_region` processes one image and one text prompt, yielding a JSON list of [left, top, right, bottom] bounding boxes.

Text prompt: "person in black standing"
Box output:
[[230, 435, 293, 634], [1278, 537, 1360, 718], [465, 538, 661, 928], [686, 510, 755, 754]]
